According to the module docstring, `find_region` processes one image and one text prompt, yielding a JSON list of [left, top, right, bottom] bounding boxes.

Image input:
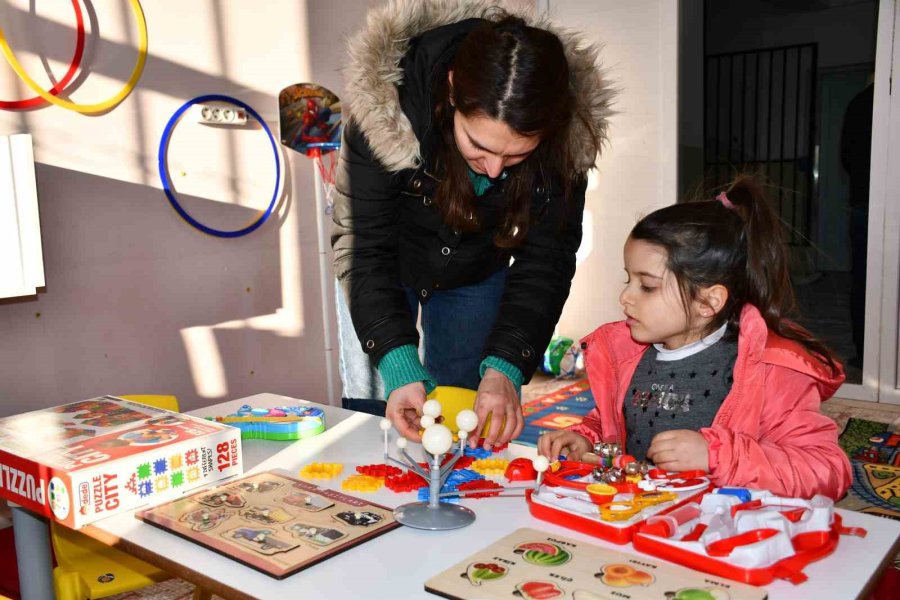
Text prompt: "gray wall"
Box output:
[[0, 0, 378, 415]]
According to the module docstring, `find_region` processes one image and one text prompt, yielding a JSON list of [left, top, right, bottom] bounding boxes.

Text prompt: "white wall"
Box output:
[[0, 0, 379, 415], [548, 0, 679, 340], [0, 0, 679, 413]]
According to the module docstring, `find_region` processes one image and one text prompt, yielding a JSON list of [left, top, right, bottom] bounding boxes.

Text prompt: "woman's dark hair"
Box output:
[[630, 175, 840, 374], [432, 14, 576, 247]]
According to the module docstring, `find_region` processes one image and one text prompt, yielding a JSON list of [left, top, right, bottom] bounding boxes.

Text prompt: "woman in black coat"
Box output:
[[332, 0, 612, 444]]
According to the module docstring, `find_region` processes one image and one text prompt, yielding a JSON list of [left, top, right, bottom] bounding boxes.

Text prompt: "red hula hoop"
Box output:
[[0, 0, 85, 110]]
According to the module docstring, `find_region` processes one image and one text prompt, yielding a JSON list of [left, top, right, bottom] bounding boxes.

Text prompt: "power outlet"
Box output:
[[192, 103, 248, 126]]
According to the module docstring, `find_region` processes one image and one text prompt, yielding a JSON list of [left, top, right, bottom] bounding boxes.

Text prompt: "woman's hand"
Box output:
[[472, 368, 524, 449], [385, 382, 427, 441], [537, 430, 592, 462], [646, 429, 710, 472]]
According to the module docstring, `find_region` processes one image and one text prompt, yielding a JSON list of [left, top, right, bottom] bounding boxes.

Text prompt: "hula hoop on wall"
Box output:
[[158, 94, 281, 238], [0, 0, 85, 110], [0, 0, 147, 114]]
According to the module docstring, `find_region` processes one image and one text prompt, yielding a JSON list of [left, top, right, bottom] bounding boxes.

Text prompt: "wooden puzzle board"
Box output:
[[425, 527, 768, 600], [137, 469, 400, 579]]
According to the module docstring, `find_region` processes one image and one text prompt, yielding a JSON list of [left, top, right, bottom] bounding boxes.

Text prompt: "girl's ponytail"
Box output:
[[724, 176, 840, 374]]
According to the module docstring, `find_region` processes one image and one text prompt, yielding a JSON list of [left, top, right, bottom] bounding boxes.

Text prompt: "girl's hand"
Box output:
[[537, 430, 592, 462], [646, 430, 710, 472], [385, 382, 427, 441], [472, 368, 524, 449]]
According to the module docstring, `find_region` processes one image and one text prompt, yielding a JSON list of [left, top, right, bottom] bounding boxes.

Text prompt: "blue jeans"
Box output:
[[338, 268, 508, 415], [404, 267, 508, 390]]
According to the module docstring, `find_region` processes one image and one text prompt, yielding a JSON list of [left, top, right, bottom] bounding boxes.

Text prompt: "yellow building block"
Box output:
[[299, 462, 344, 479], [471, 458, 510, 476], [341, 474, 384, 492]]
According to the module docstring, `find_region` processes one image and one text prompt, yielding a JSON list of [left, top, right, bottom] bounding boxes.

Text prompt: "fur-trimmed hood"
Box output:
[[343, 0, 614, 173]]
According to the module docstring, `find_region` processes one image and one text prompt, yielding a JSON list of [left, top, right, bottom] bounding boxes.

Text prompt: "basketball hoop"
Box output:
[[309, 143, 339, 214], [277, 83, 341, 215]]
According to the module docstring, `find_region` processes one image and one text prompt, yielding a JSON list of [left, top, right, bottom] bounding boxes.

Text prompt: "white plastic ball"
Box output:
[[396, 438, 408, 449], [456, 409, 479, 433], [420, 415, 435, 428], [422, 399, 442, 418], [379, 418, 392, 431], [532, 456, 550, 473], [421, 424, 453, 456]]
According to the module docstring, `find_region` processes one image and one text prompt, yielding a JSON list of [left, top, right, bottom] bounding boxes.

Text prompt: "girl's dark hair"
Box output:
[[630, 175, 840, 374], [432, 14, 576, 247]]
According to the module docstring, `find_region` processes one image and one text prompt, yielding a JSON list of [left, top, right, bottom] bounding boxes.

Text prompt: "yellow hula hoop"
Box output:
[[0, 0, 148, 114]]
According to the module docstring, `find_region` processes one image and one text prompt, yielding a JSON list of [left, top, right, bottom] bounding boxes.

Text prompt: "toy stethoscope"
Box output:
[[541, 461, 643, 494]]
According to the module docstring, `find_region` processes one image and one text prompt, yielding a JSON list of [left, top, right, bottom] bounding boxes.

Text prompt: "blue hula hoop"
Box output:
[[158, 94, 281, 238]]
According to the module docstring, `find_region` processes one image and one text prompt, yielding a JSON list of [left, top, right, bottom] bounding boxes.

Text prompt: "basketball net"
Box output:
[[309, 147, 337, 214]]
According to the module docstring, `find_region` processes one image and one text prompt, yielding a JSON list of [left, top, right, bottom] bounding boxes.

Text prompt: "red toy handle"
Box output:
[[705, 528, 780, 557]]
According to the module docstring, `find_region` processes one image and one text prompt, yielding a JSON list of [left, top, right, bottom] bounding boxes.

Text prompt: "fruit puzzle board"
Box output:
[[137, 469, 400, 579], [425, 528, 768, 600]]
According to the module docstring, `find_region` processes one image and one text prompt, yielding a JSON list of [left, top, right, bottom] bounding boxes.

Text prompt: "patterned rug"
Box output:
[[837, 417, 900, 519], [516, 378, 595, 447], [836, 418, 900, 599]]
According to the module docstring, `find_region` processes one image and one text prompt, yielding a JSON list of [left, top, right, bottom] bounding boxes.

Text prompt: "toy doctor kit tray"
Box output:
[[632, 488, 868, 586], [526, 460, 712, 544], [137, 469, 400, 579], [425, 527, 767, 600]]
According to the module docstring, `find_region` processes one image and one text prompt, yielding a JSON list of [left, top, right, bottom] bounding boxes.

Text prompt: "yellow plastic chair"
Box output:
[[51, 395, 201, 600]]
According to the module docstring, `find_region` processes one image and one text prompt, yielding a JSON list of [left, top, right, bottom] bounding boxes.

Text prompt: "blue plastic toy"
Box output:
[[210, 405, 325, 441]]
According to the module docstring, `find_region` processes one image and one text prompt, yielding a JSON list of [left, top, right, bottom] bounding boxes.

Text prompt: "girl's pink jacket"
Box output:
[[569, 305, 851, 500]]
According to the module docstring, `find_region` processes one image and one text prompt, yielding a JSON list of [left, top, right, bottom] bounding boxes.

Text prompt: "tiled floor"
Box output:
[[795, 270, 863, 384]]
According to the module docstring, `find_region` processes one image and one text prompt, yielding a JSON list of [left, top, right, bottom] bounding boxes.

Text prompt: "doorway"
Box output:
[[683, 0, 879, 386]]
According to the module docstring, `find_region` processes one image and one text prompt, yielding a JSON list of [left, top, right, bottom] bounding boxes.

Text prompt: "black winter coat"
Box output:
[[333, 4, 611, 382]]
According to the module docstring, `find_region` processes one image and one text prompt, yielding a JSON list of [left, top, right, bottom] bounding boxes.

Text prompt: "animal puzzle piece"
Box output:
[[199, 490, 246, 509], [333, 510, 383, 527], [284, 522, 347, 546], [278, 491, 333, 512], [238, 480, 283, 494], [241, 505, 292, 525], [179, 507, 231, 532], [228, 527, 298, 555]]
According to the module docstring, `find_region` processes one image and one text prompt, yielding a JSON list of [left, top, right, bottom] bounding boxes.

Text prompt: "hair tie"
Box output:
[[716, 192, 735, 209]]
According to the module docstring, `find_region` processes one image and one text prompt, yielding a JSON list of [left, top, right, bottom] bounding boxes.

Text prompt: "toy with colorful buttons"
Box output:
[[210, 404, 325, 441]]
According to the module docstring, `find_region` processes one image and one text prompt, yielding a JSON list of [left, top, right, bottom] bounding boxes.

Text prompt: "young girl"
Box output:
[[537, 177, 852, 500]]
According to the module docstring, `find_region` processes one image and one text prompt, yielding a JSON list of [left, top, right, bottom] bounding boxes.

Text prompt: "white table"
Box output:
[[68, 393, 900, 600]]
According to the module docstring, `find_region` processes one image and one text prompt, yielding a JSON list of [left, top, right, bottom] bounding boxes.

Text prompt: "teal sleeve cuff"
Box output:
[[378, 345, 437, 397], [480, 356, 523, 398]]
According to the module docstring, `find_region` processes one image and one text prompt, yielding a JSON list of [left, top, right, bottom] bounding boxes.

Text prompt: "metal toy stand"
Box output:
[[380, 400, 549, 531]]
